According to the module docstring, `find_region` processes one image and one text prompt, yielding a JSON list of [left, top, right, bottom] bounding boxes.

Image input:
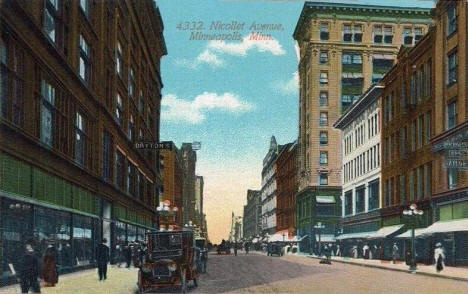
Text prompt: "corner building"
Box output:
[[0, 0, 166, 282], [293, 1, 431, 254]]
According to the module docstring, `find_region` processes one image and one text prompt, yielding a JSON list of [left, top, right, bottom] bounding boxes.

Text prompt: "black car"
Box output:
[[267, 243, 284, 256]]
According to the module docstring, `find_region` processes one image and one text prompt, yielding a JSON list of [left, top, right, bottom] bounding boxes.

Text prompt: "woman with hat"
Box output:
[[434, 242, 445, 272]]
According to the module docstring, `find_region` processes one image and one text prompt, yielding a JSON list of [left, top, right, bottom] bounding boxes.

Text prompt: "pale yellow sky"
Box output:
[[199, 159, 261, 244]]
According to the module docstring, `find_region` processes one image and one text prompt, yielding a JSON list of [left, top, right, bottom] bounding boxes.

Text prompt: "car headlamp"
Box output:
[[167, 262, 177, 272]]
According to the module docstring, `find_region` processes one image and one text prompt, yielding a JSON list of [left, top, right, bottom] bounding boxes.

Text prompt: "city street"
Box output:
[[1, 252, 467, 294]]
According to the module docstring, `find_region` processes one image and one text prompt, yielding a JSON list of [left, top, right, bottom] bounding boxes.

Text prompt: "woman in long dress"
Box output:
[[434, 242, 445, 272], [42, 245, 59, 287]]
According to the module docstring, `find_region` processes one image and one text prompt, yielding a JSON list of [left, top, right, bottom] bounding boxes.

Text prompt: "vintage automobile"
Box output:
[[267, 242, 284, 257], [216, 243, 231, 255], [195, 237, 208, 273], [137, 230, 199, 294]]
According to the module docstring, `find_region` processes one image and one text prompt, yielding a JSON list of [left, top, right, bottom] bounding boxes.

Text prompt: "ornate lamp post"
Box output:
[[402, 204, 423, 271], [314, 222, 325, 257]]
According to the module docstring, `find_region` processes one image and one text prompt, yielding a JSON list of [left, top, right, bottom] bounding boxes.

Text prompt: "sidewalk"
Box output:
[[306, 255, 468, 282]]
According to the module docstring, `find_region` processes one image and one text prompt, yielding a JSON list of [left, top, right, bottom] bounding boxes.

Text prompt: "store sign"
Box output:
[[444, 159, 468, 170], [135, 141, 172, 150], [433, 127, 468, 170]]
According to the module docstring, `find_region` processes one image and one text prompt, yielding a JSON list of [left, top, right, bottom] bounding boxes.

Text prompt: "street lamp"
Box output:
[[402, 204, 424, 271], [314, 222, 325, 257]]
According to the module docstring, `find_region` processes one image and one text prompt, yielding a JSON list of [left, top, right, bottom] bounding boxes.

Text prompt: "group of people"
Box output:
[[114, 241, 147, 269]]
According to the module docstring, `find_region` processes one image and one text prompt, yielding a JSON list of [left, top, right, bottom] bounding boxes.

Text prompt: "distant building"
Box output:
[[160, 142, 185, 226], [275, 141, 297, 238], [194, 175, 205, 233], [261, 136, 281, 235], [243, 190, 262, 240], [181, 143, 197, 226]]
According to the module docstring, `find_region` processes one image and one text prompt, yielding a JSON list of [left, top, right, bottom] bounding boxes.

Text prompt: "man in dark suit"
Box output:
[[96, 238, 110, 281]]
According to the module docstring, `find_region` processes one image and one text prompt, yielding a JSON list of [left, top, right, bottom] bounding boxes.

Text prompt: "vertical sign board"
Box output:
[[433, 130, 468, 170]]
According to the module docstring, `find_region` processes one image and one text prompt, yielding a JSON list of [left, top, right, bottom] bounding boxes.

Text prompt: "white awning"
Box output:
[[269, 233, 289, 242], [315, 235, 336, 242], [316, 196, 336, 204], [336, 231, 375, 240], [373, 54, 394, 60], [422, 218, 468, 234], [367, 224, 404, 239], [395, 228, 428, 239], [342, 72, 364, 79]]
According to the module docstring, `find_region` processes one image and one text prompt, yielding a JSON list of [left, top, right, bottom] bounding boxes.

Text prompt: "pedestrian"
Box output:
[[434, 242, 445, 273], [41, 244, 58, 287], [352, 246, 358, 259], [18, 243, 41, 294], [392, 242, 399, 264], [363, 244, 370, 259], [138, 242, 146, 266], [405, 249, 412, 266], [245, 242, 250, 254], [124, 243, 132, 268], [234, 242, 238, 256], [115, 244, 122, 267], [96, 238, 110, 281], [335, 244, 341, 257]]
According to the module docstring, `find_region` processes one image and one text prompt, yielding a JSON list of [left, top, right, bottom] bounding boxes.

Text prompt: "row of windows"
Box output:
[[343, 112, 379, 156], [383, 163, 431, 207], [318, 22, 424, 45], [343, 144, 380, 184], [344, 180, 379, 216], [383, 111, 431, 163]]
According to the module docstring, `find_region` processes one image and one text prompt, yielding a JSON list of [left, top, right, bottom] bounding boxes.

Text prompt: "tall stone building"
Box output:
[[293, 1, 431, 252], [243, 189, 261, 240], [0, 0, 166, 282], [160, 142, 184, 226], [194, 175, 205, 231], [181, 143, 197, 226], [261, 136, 281, 236]]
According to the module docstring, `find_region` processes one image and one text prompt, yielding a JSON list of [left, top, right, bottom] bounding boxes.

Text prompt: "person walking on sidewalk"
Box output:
[[96, 238, 110, 281], [124, 243, 132, 268], [434, 242, 446, 273], [392, 243, 399, 264], [41, 244, 58, 287], [18, 243, 41, 294]]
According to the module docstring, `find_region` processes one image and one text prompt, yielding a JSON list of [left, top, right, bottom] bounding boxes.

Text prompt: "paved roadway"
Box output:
[[1, 252, 467, 293]]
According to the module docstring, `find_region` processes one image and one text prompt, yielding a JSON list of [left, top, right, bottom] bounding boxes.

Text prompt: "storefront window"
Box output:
[[127, 224, 137, 243], [1, 199, 33, 278], [137, 227, 145, 242], [73, 215, 96, 266]]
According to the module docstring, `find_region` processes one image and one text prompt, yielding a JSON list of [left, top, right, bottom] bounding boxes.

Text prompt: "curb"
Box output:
[[306, 256, 468, 283]]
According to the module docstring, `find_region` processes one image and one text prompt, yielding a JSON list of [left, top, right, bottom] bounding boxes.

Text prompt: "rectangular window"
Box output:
[[320, 23, 329, 41], [417, 166, 423, 200], [319, 112, 328, 126], [319, 91, 328, 106], [79, 0, 90, 17], [400, 82, 406, 110], [424, 112, 431, 143], [447, 101, 457, 130], [409, 169, 415, 201], [414, 27, 424, 43], [319, 131, 328, 145], [410, 72, 416, 104], [343, 24, 352, 42], [447, 5, 457, 36], [447, 169, 457, 189], [354, 25, 363, 43], [424, 163, 431, 198], [384, 26, 393, 44], [425, 60, 431, 98], [399, 174, 406, 204], [410, 120, 416, 151], [356, 186, 365, 213], [75, 112, 86, 165], [40, 80, 55, 146], [320, 51, 328, 64], [319, 173, 328, 186], [400, 126, 406, 158], [116, 42, 122, 75], [128, 114, 134, 142], [115, 93, 123, 125], [403, 27, 413, 45], [417, 67, 423, 102], [447, 50, 458, 85], [319, 151, 328, 165], [79, 34, 90, 83], [319, 71, 328, 85], [345, 190, 353, 215], [138, 91, 144, 113], [373, 25, 383, 43], [44, 0, 58, 43], [417, 115, 423, 149], [115, 150, 125, 189], [128, 67, 135, 97]]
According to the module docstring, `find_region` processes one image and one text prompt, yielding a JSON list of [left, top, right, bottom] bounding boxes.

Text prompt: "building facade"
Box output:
[[334, 85, 383, 254], [0, 0, 166, 282], [261, 136, 280, 236], [293, 0, 431, 256], [181, 143, 197, 226], [275, 141, 297, 238], [194, 175, 204, 231], [242, 190, 261, 240], [429, 0, 468, 266], [160, 142, 184, 226]]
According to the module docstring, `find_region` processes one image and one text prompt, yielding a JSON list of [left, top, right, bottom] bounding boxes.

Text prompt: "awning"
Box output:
[[342, 72, 364, 79], [316, 196, 336, 204], [395, 228, 428, 239], [269, 233, 289, 242], [315, 235, 336, 242], [373, 54, 394, 60], [336, 231, 376, 240], [367, 224, 404, 239], [422, 218, 468, 235]]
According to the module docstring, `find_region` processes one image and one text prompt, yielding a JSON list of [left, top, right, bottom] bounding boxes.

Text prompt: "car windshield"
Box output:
[[152, 233, 182, 251]]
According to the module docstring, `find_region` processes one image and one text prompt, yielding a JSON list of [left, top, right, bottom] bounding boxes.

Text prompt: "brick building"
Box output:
[[181, 143, 197, 226], [293, 1, 431, 254], [275, 141, 297, 238], [242, 189, 261, 240], [0, 0, 165, 281], [160, 142, 184, 226]]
